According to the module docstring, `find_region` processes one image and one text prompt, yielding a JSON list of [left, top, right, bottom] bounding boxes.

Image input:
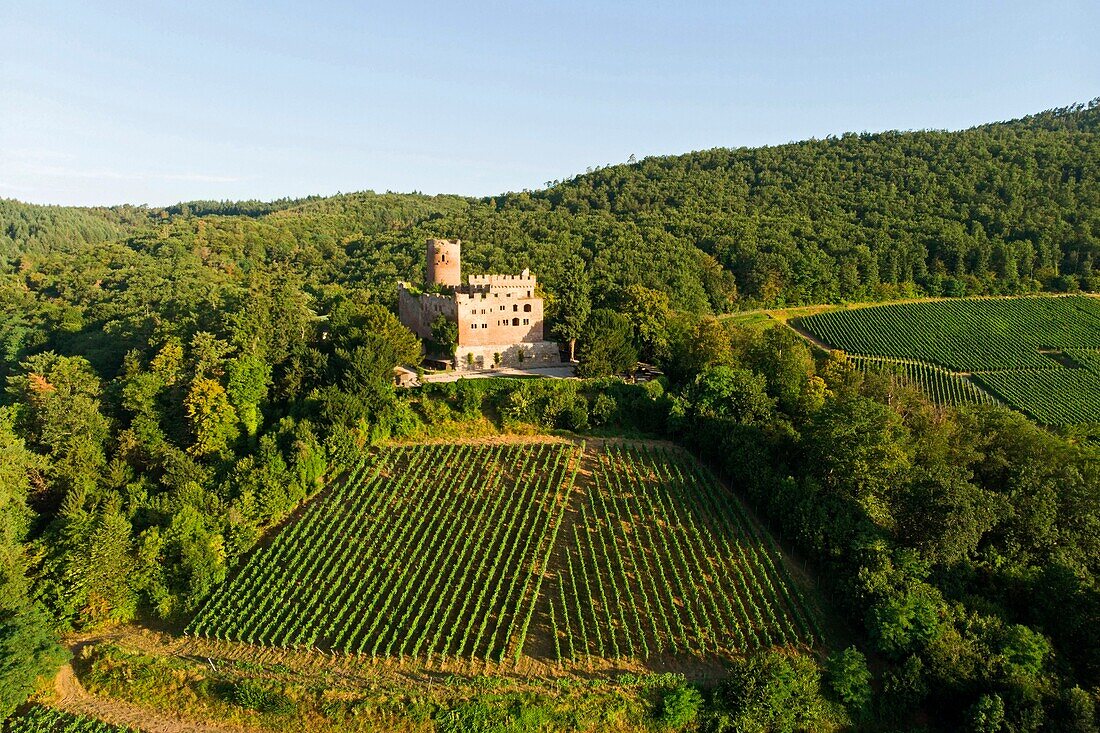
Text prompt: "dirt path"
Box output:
[[721, 290, 1100, 323], [52, 640, 252, 733], [783, 321, 836, 353]]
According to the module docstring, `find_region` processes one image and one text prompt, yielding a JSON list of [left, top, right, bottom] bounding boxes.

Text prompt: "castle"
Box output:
[[398, 239, 561, 370]]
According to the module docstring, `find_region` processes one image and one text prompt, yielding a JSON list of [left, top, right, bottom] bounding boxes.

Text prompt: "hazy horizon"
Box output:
[[2, 1, 1097, 208]]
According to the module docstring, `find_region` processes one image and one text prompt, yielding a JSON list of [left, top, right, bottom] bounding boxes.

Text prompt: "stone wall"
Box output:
[[455, 287, 544, 347], [398, 285, 456, 340], [454, 341, 561, 370]]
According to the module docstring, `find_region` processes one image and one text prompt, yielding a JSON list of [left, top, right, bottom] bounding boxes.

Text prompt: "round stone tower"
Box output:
[[426, 238, 461, 287]]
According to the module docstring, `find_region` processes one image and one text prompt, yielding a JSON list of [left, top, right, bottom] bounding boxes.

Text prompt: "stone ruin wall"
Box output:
[[397, 285, 456, 341]]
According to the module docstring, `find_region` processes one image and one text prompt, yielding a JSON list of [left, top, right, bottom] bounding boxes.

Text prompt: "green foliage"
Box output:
[[185, 377, 239, 457], [1052, 686, 1098, 733], [231, 678, 295, 714], [824, 647, 872, 715], [618, 284, 671, 362], [226, 354, 270, 437], [0, 411, 66, 718], [801, 397, 911, 525], [548, 255, 592, 361], [996, 624, 1051, 681], [658, 684, 703, 729], [676, 366, 776, 426], [431, 314, 459, 358], [577, 309, 637, 377], [965, 694, 1006, 733], [0, 602, 68, 720], [663, 315, 734, 385], [707, 651, 845, 733], [880, 655, 928, 723], [3, 705, 137, 732], [746, 326, 818, 415], [867, 585, 944, 658]]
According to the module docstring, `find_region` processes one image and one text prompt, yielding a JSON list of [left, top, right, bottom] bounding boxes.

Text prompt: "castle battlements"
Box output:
[[468, 271, 536, 288]]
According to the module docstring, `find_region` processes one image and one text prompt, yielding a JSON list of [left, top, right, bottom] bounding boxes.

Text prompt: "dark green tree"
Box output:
[[548, 256, 591, 362], [576, 309, 637, 378]]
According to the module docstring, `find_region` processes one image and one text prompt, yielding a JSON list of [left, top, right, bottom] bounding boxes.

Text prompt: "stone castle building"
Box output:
[[398, 239, 561, 370]]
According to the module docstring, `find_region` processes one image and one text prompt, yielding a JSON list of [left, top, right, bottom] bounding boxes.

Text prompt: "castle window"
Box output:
[[523, 318, 529, 325], [527, 290, 531, 297], [523, 304, 532, 312], [513, 304, 518, 312], [512, 317, 520, 326], [470, 324, 476, 330]]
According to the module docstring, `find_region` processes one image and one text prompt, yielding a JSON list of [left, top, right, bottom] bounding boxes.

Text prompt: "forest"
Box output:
[[0, 101, 1098, 731]]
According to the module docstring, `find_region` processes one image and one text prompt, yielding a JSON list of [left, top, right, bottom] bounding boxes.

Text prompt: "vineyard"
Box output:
[[190, 443, 579, 661], [188, 441, 822, 665], [548, 444, 820, 661], [852, 357, 997, 407], [793, 296, 1100, 424], [794, 296, 1100, 371], [973, 370, 1100, 425], [3, 707, 134, 733]]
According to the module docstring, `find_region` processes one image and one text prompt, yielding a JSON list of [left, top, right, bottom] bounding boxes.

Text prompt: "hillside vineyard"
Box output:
[[794, 295, 1100, 424], [187, 442, 821, 663]]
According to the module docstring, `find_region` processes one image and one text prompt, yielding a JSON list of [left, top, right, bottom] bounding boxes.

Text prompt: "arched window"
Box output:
[[523, 303, 532, 312], [512, 317, 520, 326]]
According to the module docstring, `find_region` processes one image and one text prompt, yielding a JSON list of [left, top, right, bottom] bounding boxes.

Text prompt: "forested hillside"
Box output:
[[4, 100, 1099, 318]]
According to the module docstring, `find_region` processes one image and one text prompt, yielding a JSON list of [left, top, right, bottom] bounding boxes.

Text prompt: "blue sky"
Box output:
[[1, 1, 1097, 206]]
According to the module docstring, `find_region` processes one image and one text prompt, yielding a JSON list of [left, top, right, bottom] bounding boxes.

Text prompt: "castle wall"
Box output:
[[455, 287, 544, 347], [455, 341, 561, 370], [398, 284, 457, 340], [467, 271, 536, 289]]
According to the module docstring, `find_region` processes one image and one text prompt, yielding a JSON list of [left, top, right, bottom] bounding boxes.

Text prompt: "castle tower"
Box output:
[[426, 238, 461, 287]]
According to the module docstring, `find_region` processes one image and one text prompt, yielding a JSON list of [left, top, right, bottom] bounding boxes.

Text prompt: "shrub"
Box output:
[[825, 647, 872, 715], [658, 684, 703, 729], [232, 679, 295, 714], [709, 651, 845, 733]]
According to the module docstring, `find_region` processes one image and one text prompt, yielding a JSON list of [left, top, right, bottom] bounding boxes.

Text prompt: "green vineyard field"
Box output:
[[187, 442, 821, 663], [852, 357, 997, 407], [3, 707, 134, 733], [548, 444, 820, 661], [1065, 349, 1100, 375], [972, 370, 1100, 424], [795, 296, 1100, 371], [793, 296, 1100, 424]]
